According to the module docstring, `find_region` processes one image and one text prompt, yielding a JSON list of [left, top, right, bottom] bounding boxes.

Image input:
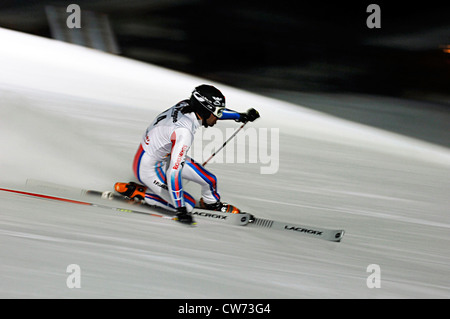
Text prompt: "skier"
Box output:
[[115, 84, 260, 224]]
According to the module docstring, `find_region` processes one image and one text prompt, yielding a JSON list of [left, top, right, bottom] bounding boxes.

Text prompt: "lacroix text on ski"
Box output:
[[115, 84, 260, 225]]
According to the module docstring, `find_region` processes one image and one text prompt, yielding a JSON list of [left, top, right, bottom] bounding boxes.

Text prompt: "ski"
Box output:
[[3, 179, 345, 242], [1, 181, 249, 226], [249, 217, 345, 242], [87, 189, 345, 241], [84, 190, 251, 226]]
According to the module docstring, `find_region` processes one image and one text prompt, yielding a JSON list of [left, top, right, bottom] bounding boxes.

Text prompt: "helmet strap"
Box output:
[[202, 117, 209, 128]]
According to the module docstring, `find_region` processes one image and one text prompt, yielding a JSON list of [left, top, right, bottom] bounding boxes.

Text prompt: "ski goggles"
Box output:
[[192, 90, 225, 118]]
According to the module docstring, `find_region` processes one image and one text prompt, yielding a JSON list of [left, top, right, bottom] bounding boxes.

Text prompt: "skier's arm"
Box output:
[[220, 108, 241, 120], [167, 127, 192, 209], [220, 108, 260, 122]]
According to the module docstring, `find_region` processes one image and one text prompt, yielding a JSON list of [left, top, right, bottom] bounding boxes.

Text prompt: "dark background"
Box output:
[[1, 0, 448, 98]]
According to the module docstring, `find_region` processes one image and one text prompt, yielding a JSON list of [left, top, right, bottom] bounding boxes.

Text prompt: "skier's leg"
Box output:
[[143, 191, 196, 212], [135, 151, 195, 211], [183, 157, 220, 205], [182, 157, 240, 213]]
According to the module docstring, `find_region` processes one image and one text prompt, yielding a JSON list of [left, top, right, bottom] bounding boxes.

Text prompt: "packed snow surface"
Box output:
[[0, 28, 449, 298]]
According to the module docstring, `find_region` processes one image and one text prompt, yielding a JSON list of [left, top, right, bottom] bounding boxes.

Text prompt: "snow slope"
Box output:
[[1, 28, 449, 298]]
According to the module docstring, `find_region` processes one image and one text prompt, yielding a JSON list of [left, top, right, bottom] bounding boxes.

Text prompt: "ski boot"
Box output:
[[114, 182, 146, 201], [199, 198, 241, 214]]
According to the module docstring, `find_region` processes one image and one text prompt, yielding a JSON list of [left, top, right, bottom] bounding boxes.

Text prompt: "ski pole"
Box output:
[[202, 122, 248, 166]]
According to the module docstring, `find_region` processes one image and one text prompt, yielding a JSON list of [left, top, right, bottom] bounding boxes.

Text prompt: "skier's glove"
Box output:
[[237, 108, 260, 123], [175, 207, 194, 224]]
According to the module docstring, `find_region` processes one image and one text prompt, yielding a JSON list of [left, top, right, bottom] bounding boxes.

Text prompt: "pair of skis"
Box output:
[[85, 189, 252, 227], [0, 180, 345, 242]]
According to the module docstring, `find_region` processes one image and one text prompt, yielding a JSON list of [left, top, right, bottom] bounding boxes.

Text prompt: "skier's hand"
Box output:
[[175, 207, 194, 224], [237, 108, 260, 123]]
